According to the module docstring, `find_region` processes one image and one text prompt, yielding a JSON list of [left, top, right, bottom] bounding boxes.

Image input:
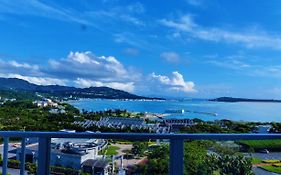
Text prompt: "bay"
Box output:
[[68, 99, 281, 122]]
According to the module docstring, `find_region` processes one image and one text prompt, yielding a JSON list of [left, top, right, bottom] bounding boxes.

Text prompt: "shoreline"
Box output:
[[66, 99, 281, 123]]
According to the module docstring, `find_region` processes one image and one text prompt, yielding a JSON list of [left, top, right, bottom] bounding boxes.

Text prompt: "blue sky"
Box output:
[[1, 0, 281, 98]]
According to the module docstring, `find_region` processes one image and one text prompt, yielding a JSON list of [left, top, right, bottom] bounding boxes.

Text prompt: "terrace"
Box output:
[[1, 131, 281, 175]]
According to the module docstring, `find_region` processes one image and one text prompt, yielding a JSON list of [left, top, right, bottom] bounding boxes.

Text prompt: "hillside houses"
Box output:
[[73, 117, 170, 133], [33, 98, 58, 108]]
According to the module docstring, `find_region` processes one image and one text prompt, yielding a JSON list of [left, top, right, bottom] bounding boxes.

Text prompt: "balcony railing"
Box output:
[[1, 131, 281, 175]]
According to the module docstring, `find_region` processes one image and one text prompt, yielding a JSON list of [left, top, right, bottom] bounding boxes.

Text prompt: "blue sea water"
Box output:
[[68, 99, 281, 122]]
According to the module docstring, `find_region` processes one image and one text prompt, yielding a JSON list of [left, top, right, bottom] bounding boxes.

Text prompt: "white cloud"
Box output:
[[0, 60, 64, 86], [119, 15, 145, 26], [0, 52, 138, 91], [84, 2, 145, 26], [207, 56, 281, 78], [0, 59, 42, 77], [252, 66, 281, 78], [8, 61, 39, 70], [160, 14, 281, 50], [0, 0, 91, 25], [47, 51, 143, 92], [0, 52, 197, 96], [150, 71, 196, 93], [74, 78, 135, 92], [48, 51, 135, 81], [114, 33, 147, 48], [160, 52, 180, 63], [207, 59, 251, 70], [0, 73, 67, 86]]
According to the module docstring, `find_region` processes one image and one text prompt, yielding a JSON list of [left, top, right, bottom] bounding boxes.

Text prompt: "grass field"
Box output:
[[252, 158, 262, 164], [260, 165, 281, 173], [99, 145, 120, 155], [238, 139, 281, 151]]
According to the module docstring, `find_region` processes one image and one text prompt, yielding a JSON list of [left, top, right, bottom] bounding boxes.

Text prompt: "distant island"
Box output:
[[0, 77, 164, 100], [210, 97, 281, 103]]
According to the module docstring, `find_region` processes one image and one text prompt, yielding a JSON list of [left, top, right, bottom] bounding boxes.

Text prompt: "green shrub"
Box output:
[[262, 160, 280, 164], [238, 140, 281, 152], [273, 163, 281, 167], [26, 162, 37, 174], [50, 166, 80, 175]]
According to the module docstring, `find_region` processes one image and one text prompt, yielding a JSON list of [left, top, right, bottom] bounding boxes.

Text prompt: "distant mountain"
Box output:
[[0, 78, 164, 100], [210, 97, 281, 103]]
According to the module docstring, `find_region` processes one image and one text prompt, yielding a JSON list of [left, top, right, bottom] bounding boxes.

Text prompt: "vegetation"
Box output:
[[273, 163, 281, 167], [0, 90, 39, 100], [270, 122, 281, 133], [0, 78, 161, 100], [131, 142, 148, 157], [0, 100, 77, 131], [179, 123, 227, 133], [238, 139, 281, 152], [81, 109, 138, 121], [251, 158, 262, 164], [139, 141, 253, 175], [99, 145, 120, 155], [259, 165, 281, 174], [179, 120, 255, 133], [262, 160, 280, 164]]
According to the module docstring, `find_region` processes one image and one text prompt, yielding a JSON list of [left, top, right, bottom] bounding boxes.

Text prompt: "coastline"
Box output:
[[66, 98, 281, 122]]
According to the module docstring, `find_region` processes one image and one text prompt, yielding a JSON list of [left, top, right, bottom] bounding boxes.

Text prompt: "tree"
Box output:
[[217, 155, 253, 175], [141, 141, 254, 175], [132, 142, 148, 157]]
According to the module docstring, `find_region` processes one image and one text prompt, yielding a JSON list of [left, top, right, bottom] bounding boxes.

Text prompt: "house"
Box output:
[[73, 117, 169, 133], [33, 98, 58, 108]]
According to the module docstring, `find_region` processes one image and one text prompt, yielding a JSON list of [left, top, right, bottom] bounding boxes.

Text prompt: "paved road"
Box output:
[[0, 166, 27, 175], [0, 143, 28, 175], [0, 143, 19, 159], [244, 153, 281, 175], [253, 167, 280, 175], [249, 153, 281, 160]]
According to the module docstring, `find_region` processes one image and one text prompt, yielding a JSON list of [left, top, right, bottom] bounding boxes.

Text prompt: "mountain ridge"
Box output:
[[0, 77, 164, 100], [210, 97, 281, 103]]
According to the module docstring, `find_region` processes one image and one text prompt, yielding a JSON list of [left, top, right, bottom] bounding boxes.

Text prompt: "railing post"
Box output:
[[20, 138, 26, 175], [169, 139, 184, 175], [37, 137, 51, 175], [2, 137, 9, 175]]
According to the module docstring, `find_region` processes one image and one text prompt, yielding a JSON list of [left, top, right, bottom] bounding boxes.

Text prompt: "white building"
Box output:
[[15, 138, 108, 171]]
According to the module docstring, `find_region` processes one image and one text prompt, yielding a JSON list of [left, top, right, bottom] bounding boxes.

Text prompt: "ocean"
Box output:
[[68, 99, 281, 122]]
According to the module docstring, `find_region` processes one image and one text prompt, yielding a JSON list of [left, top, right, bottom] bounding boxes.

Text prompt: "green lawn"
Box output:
[[99, 145, 120, 155], [238, 139, 281, 151], [252, 157, 262, 164], [259, 165, 281, 174]]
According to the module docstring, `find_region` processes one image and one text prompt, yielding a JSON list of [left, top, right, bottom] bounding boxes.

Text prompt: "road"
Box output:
[[0, 143, 28, 175], [0, 166, 27, 175], [253, 167, 280, 175], [249, 152, 281, 160], [244, 153, 281, 175]]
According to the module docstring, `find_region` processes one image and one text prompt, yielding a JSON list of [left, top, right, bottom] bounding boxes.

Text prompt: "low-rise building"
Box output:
[[13, 135, 110, 174], [73, 117, 170, 133], [82, 158, 111, 175], [33, 98, 58, 108]]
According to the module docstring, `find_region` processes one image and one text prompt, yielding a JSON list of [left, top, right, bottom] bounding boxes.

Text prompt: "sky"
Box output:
[[1, 0, 281, 98]]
